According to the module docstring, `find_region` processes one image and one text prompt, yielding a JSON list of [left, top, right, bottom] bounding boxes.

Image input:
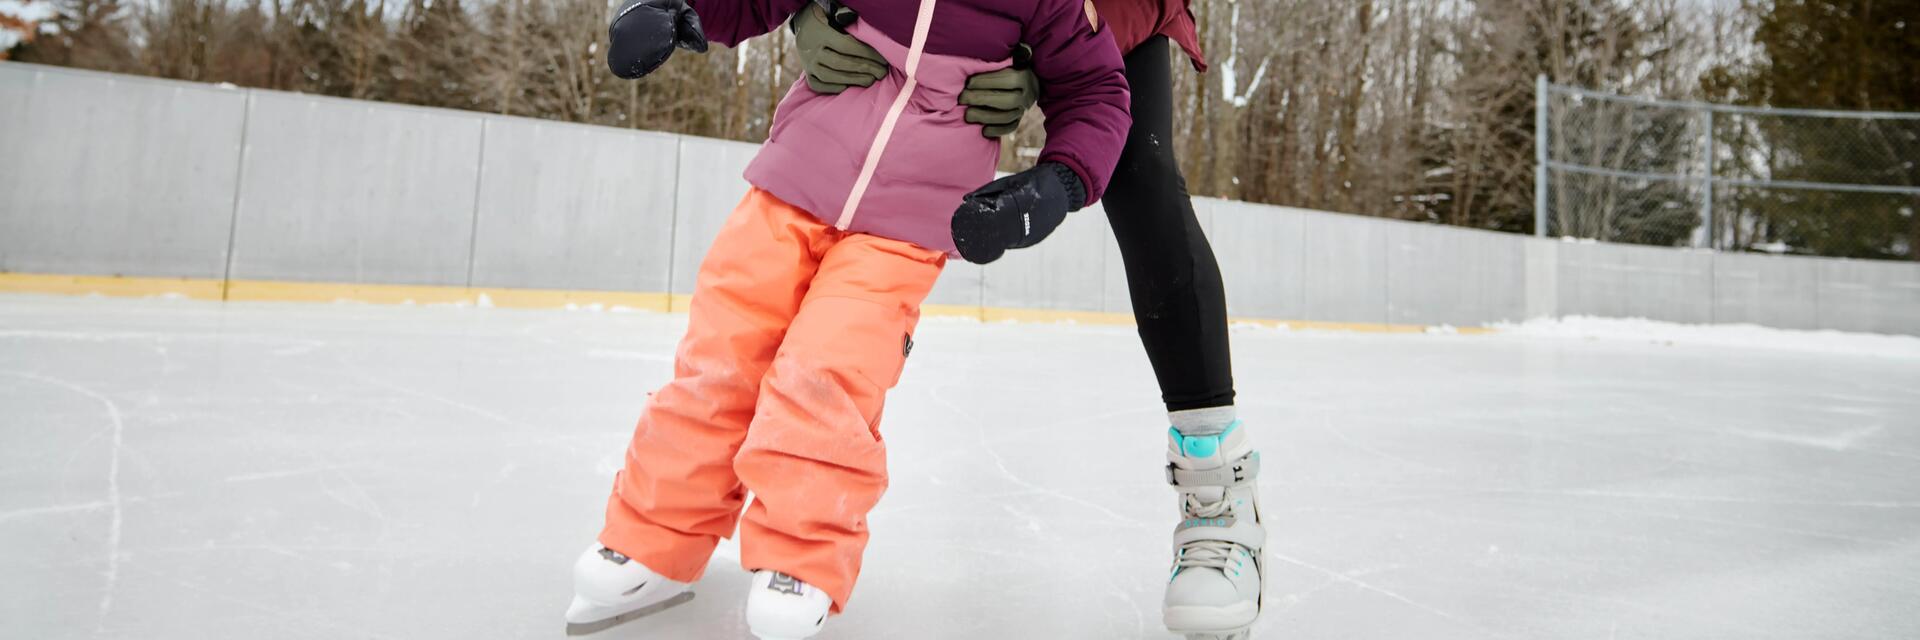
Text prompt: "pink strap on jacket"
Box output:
[[835, 0, 940, 230]]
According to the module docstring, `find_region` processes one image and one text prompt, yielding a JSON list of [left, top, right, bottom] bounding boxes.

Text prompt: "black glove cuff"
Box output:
[[1041, 162, 1088, 211]]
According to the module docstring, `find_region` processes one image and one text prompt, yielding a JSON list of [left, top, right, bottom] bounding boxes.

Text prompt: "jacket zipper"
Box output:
[[834, 0, 939, 231]]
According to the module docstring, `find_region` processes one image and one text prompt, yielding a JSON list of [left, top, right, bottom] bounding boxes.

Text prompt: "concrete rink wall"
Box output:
[[0, 67, 246, 280], [4, 62, 1919, 334], [471, 118, 680, 294], [229, 91, 485, 286]]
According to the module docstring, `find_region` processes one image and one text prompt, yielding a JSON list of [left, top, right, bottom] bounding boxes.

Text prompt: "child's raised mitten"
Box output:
[[950, 162, 1087, 265], [607, 0, 709, 80]]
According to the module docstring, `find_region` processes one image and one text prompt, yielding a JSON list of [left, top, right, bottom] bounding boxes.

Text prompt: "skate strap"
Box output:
[[1165, 452, 1260, 488], [1173, 516, 1265, 550]]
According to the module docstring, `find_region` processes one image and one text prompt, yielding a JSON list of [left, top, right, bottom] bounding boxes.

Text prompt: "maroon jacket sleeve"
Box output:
[[1025, 0, 1131, 206], [688, 0, 810, 47]]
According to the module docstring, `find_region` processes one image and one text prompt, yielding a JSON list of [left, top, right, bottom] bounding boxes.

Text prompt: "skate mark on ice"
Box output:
[[145, 542, 468, 558], [269, 340, 328, 356], [1267, 552, 1467, 625], [1310, 409, 1451, 473], [1, 371, 128, 626], [470, 462, 522, 508], [987, 466, 1145, 527], [1270, 571, 1358, 615], [0, 329, 175, 342], [587, 348, 674, 363], [360, 376, 520, 427], [329, 350, 531, 431], [342, 361, 613, 463], [0, 329, 327, 354], [903, 400, 1153, 469], [126, 564, 409, 640], [1532, 498, 1898, 545], [314, 454, 392, 524], [1720, 423, 1886, 452], [998, 503, 1046, 534], [1487, 579, 1790, 635], [0, 499, 112, 522], [1106, 571, 1147, 638], [336, 356, 602, 467], [254, 544, 338, 566], [927, 382, 1143, 527], [1461, 486, 1920, 509], [0, 494, 171, 522], [223, 463, 364, 483]]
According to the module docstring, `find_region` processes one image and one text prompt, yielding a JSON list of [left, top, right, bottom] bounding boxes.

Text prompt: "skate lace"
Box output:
[[1175, 494, 1247, 572]]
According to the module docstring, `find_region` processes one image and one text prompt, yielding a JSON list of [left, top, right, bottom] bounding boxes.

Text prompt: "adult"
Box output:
[[792, 2, 1264, 638]]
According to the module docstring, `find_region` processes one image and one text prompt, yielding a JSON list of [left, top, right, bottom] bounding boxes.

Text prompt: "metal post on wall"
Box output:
[[1701, 109, 1716, 250], [1535, 75, 1549, 238]]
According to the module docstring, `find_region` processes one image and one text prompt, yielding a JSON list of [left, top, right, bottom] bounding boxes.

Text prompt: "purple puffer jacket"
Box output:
[[689, 0, 1130, 254]]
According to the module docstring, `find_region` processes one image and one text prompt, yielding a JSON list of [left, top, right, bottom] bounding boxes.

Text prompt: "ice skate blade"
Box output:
[[564, 591, 695, 636], [747, 620, 823, 640]]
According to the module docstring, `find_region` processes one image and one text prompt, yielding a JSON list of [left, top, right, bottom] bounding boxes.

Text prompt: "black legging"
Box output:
[[1104, 36, 1235, 412]]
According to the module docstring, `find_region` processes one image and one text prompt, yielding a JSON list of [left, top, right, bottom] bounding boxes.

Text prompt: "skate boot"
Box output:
[[1163, 417, 1264, 640], [745, 570, 832, 640], [564, 545, 694, 635]]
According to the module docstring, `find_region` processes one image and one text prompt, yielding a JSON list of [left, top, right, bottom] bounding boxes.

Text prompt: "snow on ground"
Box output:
[[1496, 315, 1920, 359], [0, 0, 57, 21], [1, 0, 57, 50], [2, 293, 1918, 640]]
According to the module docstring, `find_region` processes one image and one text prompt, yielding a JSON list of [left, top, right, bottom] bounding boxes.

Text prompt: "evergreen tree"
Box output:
[[1710, 0, 1920, 259], [393, 0, 480, 109], [1440, 0, 1696, 241]]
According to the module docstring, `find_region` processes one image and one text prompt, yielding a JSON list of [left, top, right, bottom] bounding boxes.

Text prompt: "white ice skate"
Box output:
[[564, 545, 694, 636], [1164, 420, 1264, 640], [745, 569, 832, 640]]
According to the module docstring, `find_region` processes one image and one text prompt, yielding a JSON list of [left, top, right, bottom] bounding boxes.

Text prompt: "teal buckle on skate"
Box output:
[[1167, 420, 1242, 458]]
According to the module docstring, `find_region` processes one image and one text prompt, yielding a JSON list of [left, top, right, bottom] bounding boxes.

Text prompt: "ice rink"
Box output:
[[4, 293, 1918, 640]]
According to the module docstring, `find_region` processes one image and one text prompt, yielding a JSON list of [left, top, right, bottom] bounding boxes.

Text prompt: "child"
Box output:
[[563, 1, 1130, 638]]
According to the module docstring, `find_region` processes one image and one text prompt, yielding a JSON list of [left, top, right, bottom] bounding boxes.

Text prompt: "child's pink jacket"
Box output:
[[691, 0, 1131, 254]]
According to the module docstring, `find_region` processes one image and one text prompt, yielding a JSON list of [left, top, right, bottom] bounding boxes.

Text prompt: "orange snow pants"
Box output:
[[599, 188, 945, 612]]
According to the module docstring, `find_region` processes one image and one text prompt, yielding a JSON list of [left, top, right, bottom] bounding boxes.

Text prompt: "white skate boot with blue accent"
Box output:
[[1163, 414, 1264, 640], [564, 545, 694, 635]]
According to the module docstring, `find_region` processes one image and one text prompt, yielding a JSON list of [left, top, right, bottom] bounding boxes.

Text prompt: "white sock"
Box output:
[[1169, 405, 1237, 436]]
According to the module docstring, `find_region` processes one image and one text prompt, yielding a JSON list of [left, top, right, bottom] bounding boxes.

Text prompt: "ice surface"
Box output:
[[3, 294, 1918, 640]]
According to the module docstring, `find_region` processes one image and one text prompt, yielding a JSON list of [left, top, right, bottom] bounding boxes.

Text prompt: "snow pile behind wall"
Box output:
[[1496, 315, 1920, 359], [0, 0, 58, 52]]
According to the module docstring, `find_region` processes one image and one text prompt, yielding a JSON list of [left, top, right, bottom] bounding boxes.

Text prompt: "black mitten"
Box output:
[[607, 0, 709, 80], [950, 162, 1088, 265]]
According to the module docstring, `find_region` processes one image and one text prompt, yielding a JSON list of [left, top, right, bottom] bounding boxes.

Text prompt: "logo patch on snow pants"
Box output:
[[767, 572, 806, 596]]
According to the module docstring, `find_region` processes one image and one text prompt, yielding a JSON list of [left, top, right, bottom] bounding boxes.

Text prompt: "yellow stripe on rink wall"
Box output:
[[223, 279, 673, 311], [0, 272, 228, 301], [223, 279, 481, 306], [0, 272, 1491, 335]]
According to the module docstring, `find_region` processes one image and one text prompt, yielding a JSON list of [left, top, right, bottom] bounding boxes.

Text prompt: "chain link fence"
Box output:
[[1535, 77, 1920, 261]]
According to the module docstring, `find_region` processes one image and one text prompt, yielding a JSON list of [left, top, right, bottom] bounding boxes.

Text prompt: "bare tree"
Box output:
[[15, 0, 1719, 239]]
